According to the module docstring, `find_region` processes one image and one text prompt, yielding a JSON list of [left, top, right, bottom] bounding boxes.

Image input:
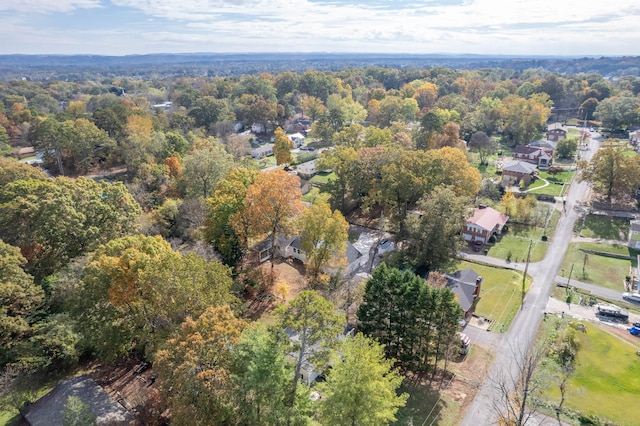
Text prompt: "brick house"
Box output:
[[462, 206, 509, 245], [512, 145, 552, 168], [445, 269, 484, 320], [501, 160, 538, 186], [547, 123, 567, 142]]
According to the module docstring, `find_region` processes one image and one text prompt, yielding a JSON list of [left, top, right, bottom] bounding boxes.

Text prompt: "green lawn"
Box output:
[[394, 382, 459, 426], [486, 208, 560, 263], [256, 156, 277, 168], [559, 242, 636, 290], [308, 171, 335, 186], [488, 236, 547, 263], [526, 171, 574, 197], [539, 317, 640, 425], [567, 128, 581, 138], [576, 214, 630, 240], [456, 260, 532, 330]]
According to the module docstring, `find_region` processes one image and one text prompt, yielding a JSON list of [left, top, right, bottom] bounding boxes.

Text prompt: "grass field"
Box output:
[[456, 260, 532, 330], [539, 317, 640, 425], [559, 242, 637, 290], [308, 171, 335, 185], [394, 382, 459, 426], [575, 214, 630, 240], [486, 208, 560, 263]]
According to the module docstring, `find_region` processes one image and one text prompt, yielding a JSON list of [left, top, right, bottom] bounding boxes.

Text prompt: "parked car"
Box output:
[[629, 325, 640, 336], [459, 333, 471, 355], [473, 240, 484, 252], [597, 305, 629, 323], [623, 292, 640, 303]]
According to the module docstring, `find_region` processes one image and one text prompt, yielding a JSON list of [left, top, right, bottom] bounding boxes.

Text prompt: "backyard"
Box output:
[[559, 242, 637, 291], [575, 214, 630, 240], [456, 260, 532, 331], [486, 208, 561, 263], [537, 316, 640, 425]]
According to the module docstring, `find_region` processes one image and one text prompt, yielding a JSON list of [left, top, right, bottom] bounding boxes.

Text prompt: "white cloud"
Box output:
[[2, 0, 640, 55], [0, 0, 102, 13]]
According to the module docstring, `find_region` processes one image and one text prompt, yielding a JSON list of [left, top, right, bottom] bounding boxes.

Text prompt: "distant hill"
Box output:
[[0, 53, 639, 81]]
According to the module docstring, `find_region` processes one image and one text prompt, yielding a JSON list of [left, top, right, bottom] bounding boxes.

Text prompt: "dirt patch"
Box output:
[[90, 360, 158, 413], [345, 206, 383, 229], [245, 259, 308, 319], [446, 346, 494, 423]]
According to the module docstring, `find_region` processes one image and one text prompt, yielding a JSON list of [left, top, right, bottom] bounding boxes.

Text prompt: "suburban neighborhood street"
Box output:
[[461, 132, 601, 425]]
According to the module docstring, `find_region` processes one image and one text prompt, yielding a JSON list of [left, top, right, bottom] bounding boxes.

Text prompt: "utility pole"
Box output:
[[522, 240, 532, 308], [566, 263, 574, 292]]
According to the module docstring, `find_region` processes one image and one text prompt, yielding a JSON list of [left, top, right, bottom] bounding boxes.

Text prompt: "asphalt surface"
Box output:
[[460, 132, 601, 425]]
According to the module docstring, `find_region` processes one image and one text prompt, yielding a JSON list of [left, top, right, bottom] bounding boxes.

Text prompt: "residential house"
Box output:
[[512, 145, 553, 168], [462, 206, 509, 245], [276, 235, 306, 262], [445, 269, 483, 320], [296, 159, 318, 178], [628, 220, 640, 249], [288, 132, 305, 148], [501, 160, 538, 186], [152, 101, 173, 110], [22, 376, 132, 426], [251, 122, 266, 134], [547, 123, 567, 142], [14, 146, 35, 160], [528, 140, 557, 150], [286, 326, 355, 386], [251, 143, 274, 159], [254, 234, 367, 277], [251, 239, 274, 263]]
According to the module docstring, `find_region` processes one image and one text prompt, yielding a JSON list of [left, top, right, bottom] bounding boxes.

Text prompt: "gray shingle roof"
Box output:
[[23, 376, 132, 426]]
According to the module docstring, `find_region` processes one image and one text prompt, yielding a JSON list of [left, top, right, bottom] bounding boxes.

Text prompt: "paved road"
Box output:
[[461, 133, 601, 425]]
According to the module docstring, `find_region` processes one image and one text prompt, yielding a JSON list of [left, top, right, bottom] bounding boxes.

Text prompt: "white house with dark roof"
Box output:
[[251, 143, 274, 159]]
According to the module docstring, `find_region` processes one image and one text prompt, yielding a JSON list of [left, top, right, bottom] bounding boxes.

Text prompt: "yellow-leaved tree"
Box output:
[[298, 200, 349, 283]]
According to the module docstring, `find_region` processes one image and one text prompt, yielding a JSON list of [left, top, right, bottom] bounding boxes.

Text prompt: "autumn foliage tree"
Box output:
[[273, 126, 293, 165], [155, 306, 246, 425], [74, 235, 236, 361], [0, 177, 141, 282], [298, 200, 349, 283], [240, 170, 304, 266], [316, 334, 408, 426], [578, 143, 640, 203], [276, 290, 342, 423], [204, 167, 258, 266]]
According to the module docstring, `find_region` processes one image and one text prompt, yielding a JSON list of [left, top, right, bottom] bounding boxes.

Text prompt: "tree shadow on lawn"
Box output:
[[395, 371, 458, 426], [581, 215, 629, 240]]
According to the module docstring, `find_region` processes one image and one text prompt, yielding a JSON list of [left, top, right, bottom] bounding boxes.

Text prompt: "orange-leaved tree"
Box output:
[[155, 306, 246, 425], [239, 170, 304, 268]]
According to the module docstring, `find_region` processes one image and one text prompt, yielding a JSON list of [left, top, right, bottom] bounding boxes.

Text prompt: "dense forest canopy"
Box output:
[[2, 57, 640, 424]]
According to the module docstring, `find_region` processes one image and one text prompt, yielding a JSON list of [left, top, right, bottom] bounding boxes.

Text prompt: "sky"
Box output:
[[1, 0, 640, 56]]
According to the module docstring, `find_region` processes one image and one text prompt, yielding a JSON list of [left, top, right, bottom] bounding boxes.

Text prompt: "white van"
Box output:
[[623, 292, 640, 303]]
